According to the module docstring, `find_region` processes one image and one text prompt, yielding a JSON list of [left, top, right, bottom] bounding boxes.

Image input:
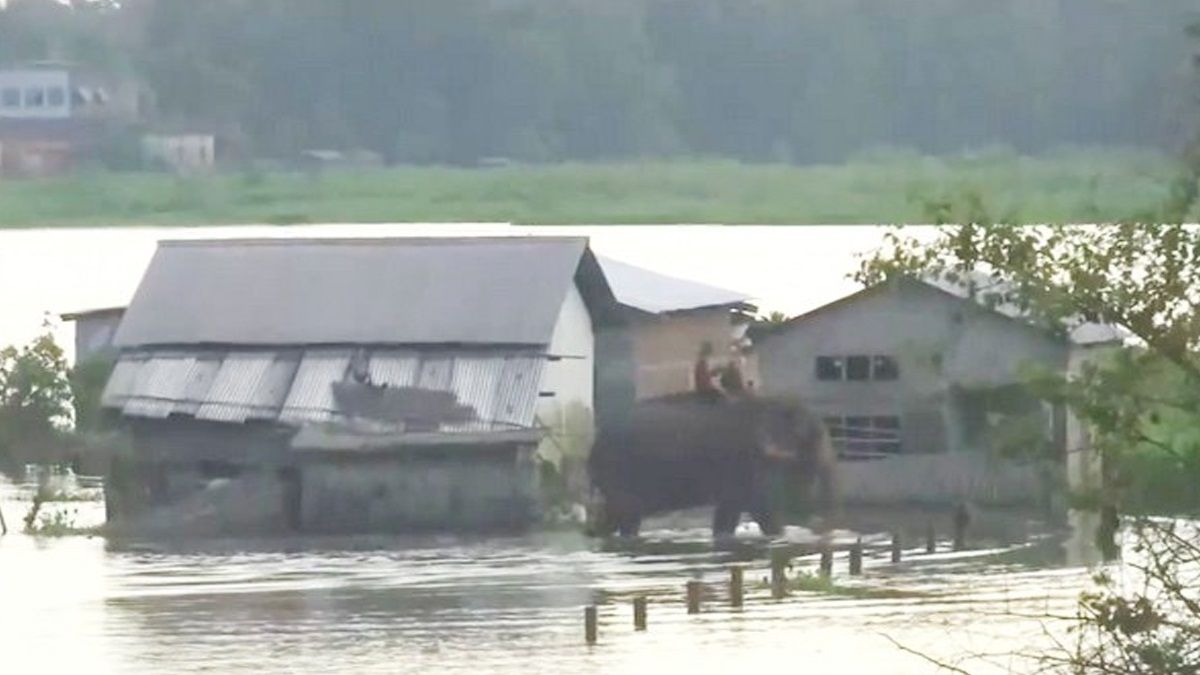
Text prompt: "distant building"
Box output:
[[100, 236, 625, 535], [0, 61, 145, 177], [754, 275, 1122, 506], [597, 257, 756, 400], [141, 133, 216, 174], [60, 306, 125, 362]]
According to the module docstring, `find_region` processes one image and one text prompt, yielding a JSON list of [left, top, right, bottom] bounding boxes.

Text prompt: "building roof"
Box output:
[[113, 236, 612, 348], [760, 275, 1124, 346], [101, 346, 549, 439], [61, 306, 126, 322], [596, 256, 753, 314]]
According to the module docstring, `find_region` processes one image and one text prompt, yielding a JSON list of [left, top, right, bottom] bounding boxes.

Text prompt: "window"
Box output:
[[1, 87, 19, 108], [24, 87, 44, 107], [816, 356, 844, 381], [872, 355, 899, 381], [816, 354, 899, 382], [825, 415, 902, 458], [846, 356, 871, 381], [46, 86, 65, 108]]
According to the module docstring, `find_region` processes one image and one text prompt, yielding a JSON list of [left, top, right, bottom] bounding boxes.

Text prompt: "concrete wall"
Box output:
[[299, 446, 537, 533], [837, 453, 1048, 506], [113, 419, 541, 534], [758, 281, 1067, 409]]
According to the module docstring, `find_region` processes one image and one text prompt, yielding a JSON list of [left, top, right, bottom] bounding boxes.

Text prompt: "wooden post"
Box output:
[[584, 605, 598, 645], [0, 504, 6, 536], [891, 532, 902, 563], [770, 551, 788, 599], [686, 581, 702, 614], [633, 596, 647, 630], [848, 539, 863, 576], [819, 546, 834, 578], [926, 521, 936, 554], [729, 566, 744, 608]]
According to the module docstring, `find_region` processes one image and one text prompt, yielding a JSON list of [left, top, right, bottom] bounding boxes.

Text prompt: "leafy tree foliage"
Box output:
[[0, 332, 72, 466]]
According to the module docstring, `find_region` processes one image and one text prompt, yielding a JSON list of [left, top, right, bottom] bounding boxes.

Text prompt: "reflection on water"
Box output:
[[0, 475, 1114, 674]]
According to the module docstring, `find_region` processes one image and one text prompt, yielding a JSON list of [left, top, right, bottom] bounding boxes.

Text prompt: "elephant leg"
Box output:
[[751, 506, 781, 537], [712, 501, 742, 538], [749, 484, 782, 537], [617, 512, 643, 538]]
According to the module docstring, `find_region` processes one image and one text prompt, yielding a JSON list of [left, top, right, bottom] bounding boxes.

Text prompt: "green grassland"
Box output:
[[0, 148, 1184, 227]]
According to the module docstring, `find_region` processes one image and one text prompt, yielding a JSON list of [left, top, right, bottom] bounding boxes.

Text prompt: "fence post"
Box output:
[[686, 580, 703, 614], [849, 539, 863, 576], [926, 521, 936, 554], [0, 504, 6, 536], [891, 532, 902, 563], [729, 566, 744, 608], [819, 545, 834, 578], [585, 605, 598, 645], [633, 596, 647, 631]]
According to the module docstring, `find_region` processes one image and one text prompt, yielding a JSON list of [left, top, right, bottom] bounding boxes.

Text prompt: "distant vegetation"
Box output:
[[0, 0, 1195, 166], [0, 149, 1189, 227]]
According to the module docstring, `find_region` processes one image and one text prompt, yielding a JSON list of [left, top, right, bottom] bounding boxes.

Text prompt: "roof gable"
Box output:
[[596, 256, 752, 314], [759, 275, 1123, 346], [113, 237, 593, 348]]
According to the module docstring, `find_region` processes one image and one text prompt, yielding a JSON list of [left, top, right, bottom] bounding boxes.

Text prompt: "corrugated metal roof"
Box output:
[[100, 353, 145, 407], [194, 351, 298, 423], [122, 354, 201, 418], [113, 237, 590, 348], [105, 346, 547, 436], [597, 256, 753, 314], [278, 351, 352, 425]]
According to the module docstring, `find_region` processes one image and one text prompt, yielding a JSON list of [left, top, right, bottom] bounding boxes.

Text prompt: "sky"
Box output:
[[0, 224, 931, 362]]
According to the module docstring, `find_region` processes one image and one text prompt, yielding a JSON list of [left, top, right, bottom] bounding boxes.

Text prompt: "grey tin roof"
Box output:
[[596, 256, 752, 314], [113, 237, 592, 348], [102, 346, 547, 435]]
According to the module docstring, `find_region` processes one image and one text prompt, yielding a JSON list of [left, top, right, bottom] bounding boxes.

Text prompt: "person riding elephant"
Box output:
[[693, 341, 726, 403]]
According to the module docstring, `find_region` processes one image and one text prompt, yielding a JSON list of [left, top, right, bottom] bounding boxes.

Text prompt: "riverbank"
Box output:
[[0, 150, 1182, 228]]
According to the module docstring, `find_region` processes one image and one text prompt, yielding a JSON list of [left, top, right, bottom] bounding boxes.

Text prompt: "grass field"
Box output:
[[0, 148, 1186, 227]]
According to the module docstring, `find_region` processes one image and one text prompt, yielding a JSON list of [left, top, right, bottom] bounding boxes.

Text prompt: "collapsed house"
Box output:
[[99, 236, 625, 534]]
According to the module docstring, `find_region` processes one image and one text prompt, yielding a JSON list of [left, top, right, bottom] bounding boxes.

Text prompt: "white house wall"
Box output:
[[536, 283, 595, 465]]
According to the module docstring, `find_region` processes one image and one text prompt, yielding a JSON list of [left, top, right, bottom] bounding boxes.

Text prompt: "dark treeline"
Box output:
[[1, 0, 1196, 165]]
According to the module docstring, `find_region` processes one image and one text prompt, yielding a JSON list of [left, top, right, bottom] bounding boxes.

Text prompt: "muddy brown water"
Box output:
[[0, 475, 1114, 674]]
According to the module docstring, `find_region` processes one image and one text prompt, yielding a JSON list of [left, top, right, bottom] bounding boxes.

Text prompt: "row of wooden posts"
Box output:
[[584, 521, 967, 644]]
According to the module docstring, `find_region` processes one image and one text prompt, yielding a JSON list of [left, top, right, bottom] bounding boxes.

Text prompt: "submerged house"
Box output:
[[754, 275, 1121, 506], [100, 237, 624, 534]]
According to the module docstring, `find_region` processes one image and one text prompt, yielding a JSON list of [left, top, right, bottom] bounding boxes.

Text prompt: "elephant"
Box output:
[[585, 377, 838, 539]]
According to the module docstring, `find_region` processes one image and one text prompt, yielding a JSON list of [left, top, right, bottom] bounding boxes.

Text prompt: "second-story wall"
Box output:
[[0, 69, 71, 119], [757, 279, 1068, 455]]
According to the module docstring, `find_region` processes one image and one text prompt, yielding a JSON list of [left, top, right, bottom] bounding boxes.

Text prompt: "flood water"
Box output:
[[0, 474, 1118, 675]]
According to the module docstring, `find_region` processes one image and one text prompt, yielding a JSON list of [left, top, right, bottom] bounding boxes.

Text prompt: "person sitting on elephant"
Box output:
[[693, 341, 725, 403]]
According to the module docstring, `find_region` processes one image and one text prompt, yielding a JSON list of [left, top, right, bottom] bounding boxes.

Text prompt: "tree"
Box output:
[[0, 332, 72, 468]]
